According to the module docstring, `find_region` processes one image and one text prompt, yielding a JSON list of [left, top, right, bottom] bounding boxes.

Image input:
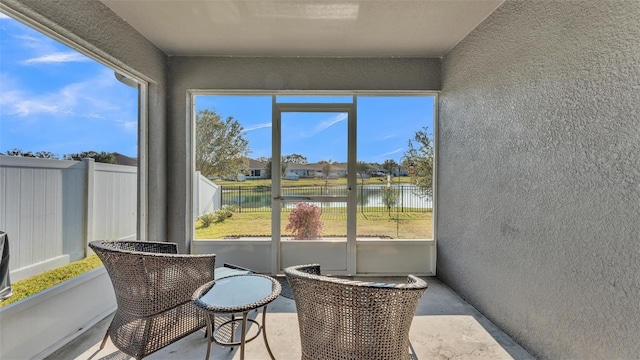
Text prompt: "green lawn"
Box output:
[[0, 255, 103, 307], [195, 210, 432, 239]]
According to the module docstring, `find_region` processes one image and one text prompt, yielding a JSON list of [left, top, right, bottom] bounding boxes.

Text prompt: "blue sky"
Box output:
[[1, 12, 433, 163], [196, 95, 434, 164], [0, 13, 139, 158]]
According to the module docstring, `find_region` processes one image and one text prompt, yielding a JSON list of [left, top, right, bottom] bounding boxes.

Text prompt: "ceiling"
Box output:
[[100, 0, 503, 57]]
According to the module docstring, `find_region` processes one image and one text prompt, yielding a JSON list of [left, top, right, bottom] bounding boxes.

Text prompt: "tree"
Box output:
[[356, 161, 370, 213], [381, 187, 399, 216], [34, 151, 58, 159], [6, 149, 35, 157], [262, 157, 288, 178], [356, 161, 370, 184], [382, 159, 397, 177], [5, 148, 58, 159], [402, 126, 434, 196], [195, 109, 249, 179], [64, 151, 116, 164], [282, 154, 307, 164], [321, 161, 332, 187]]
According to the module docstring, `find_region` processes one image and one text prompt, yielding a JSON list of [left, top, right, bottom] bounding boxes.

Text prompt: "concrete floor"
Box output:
[[47, 277, 534, 360]]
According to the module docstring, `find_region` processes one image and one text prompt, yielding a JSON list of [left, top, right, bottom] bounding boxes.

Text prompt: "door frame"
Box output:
[[271, 100, 357, 275]]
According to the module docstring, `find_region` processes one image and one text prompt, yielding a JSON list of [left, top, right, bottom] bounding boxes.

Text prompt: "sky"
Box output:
[[0, 12, 434, 164], [196, 95, 434, 164], [0, 13, 139, 158]]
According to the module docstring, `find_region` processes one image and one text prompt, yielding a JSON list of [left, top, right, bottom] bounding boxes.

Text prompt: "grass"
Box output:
[[195, 209, 432, 239], [214, 177, 413, 188], [0, 255, 103, 308]]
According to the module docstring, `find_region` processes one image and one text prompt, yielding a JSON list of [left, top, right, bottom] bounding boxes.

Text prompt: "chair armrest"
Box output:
[[287, 263, 321, 276]]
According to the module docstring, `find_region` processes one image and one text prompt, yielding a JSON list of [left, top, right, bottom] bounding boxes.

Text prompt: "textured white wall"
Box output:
[[438, 2, 640, 359], [167, 56, 442, 252]]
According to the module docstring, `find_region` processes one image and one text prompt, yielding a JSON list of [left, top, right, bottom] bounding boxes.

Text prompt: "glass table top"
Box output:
[[199, 275, 276, 308]]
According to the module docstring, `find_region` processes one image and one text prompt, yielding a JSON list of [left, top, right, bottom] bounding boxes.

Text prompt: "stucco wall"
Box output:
[[438, 2, 640, 359], [3, 0, 169, 241], [167, 57, 441, 252]]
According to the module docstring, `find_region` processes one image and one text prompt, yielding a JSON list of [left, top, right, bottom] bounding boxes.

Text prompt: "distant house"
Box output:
[[288, 162, 348, 178], [329, 162, 347, 178], [112, 152, 137, 166], [286, 163, 317, 178], [245, 158, 267, 179]]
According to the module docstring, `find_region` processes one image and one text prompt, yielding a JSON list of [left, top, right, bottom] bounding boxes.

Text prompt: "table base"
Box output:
[[203, 306, 275, 360]]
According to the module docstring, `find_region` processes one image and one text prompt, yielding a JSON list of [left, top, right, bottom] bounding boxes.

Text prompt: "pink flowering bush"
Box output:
[[286, 203, 323, 240]]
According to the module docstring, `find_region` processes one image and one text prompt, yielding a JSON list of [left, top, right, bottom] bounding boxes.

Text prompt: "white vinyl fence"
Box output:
[[194, 171, 221, 217], [0, 156, 137, 281]]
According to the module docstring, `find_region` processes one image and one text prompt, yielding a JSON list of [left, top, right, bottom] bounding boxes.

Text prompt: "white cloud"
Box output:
[[121, 121, 137, 134], [382, 134, 397, 139], [301, 113, 348, 137], [13, 34, 45, 50], [0, 12, 10, 19], [23, 52, 90, 64], [2, 69, 131, 122], [318, 113, 348, 131], [5, 82, 83, 116], [376, 148, 403, 158], [13, 99, 61, 116], [243, 122, 272, 132], [86, 113, 106, 119]]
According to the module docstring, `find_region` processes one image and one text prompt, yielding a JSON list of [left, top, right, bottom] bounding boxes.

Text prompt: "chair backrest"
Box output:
[[89, 240, 216, 316], [285, 264, 427, 360]]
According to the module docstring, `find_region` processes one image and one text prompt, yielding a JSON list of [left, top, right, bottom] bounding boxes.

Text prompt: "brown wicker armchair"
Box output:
[[284, 264, 428, 360], [89, 240, 216, 359]]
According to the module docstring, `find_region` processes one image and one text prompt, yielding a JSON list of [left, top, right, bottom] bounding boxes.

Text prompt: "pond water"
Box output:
[[221, 184, 432, 211]]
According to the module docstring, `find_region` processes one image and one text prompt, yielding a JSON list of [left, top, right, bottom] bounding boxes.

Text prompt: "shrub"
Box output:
[[215, 206, 234, 221], [198, 205, 238, 228], [198, 213, 216, 228], [223, 204, 238, 213], [286, 203, 323, 240]]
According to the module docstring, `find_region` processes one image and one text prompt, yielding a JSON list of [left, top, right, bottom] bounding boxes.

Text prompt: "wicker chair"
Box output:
[[89, 240, 216, 359], [284, 264, 428, 360]]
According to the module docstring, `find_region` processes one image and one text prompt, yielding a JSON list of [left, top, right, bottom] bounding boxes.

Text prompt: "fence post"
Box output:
[[238, 186, 242, 213], [83, 158, 95, 256]]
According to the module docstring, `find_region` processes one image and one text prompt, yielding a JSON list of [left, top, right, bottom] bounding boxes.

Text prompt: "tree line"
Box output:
[[4, 149, 119, 164]]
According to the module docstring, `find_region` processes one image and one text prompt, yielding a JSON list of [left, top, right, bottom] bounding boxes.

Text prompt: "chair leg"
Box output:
[[99, 330, 109, 349]]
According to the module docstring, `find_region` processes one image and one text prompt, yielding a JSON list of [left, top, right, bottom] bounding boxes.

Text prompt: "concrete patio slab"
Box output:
[[47, 277, 533, 360]]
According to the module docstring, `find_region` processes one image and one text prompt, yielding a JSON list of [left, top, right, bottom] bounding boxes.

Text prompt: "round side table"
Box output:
[[192, 274, 282, 360]]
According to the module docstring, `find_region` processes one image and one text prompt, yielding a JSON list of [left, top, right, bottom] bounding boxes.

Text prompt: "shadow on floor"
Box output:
[[47, 277, 533, 360]]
